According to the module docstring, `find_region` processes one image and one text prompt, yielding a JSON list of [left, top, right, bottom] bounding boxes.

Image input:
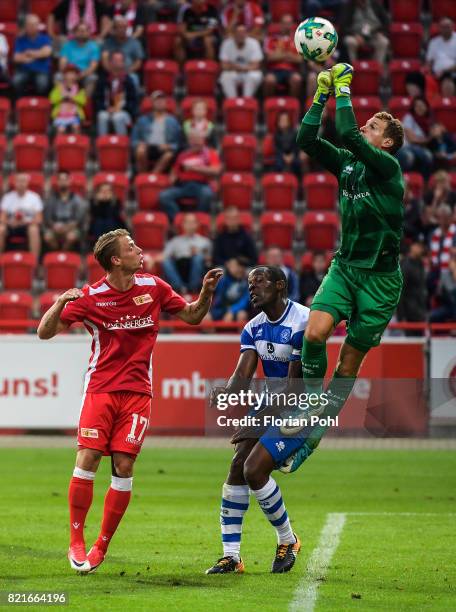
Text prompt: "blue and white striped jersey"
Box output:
[[240, 300, 309, 378]]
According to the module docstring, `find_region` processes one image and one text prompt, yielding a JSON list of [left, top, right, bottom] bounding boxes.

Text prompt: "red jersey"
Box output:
[[222, 2, 264, 30], [60, 274, 187, 396], [264, 34, 297, 71], [174, 147, 220, 184]]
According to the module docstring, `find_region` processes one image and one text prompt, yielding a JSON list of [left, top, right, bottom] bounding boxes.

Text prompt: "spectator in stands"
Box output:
[[274, 111, 304, 177], [404, 71, 426, 99], [13, 15, 52, 97], [88, 182, 126, 244], [108, 0, 149, 39], [428, 123, 456, 169], [221, 0, 265, 40], [43, 171, 87, 251], [299, 252, 328, 307], [264, 246, 299, 302], [0, 31, 9, 85], [159, 129, 221, 221], [0, 174, 43, 259], [209, 257, 250, 322], [430, 252, 456, 323], [183, 98, 215, 146], [426, 17, 456, 80], [263, 14, 302, 98], [59, 21, 100, 97], [175, 0, 220, 63], [213, 206, 257, 267], [131, 90, 181, 173], [303, 0, 346, 22], [149, 0, 181, 23], [101, 15, 144, 90], [428, 203, 456, 295], [48, 0, 112, 39], [95, 51, 138, 136], [423, 172, 456, 235], [50, 65, 86, 134], [397, 242, 428, 335], [440, 73, 456, 97], [219, 24, 263, 98], [160, 213, 212, 293], [340, 0, 389, 65], [403, 178, 424, 244], [397, 97, 434, 180]]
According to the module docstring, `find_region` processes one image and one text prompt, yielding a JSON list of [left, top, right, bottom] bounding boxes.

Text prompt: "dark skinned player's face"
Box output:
[[248, 269, 279, 309]]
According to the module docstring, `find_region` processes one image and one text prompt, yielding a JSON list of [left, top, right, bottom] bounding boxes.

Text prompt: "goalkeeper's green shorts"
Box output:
[[310, 258, 403, 353]]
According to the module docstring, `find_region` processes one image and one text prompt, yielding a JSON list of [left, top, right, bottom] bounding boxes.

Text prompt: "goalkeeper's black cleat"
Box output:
[[205, 556, 245, 574], [271, 534, 301, 573]]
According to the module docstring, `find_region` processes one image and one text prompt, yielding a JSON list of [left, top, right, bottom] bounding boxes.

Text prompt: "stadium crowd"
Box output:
[[0, 0, 455, 327]]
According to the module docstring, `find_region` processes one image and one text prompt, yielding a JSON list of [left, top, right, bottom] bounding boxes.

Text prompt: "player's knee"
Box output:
[[305, 326, 328, 344], [113, 456, 135, 478], [230, 448, 248, 479], [243, 454, 264, 488]]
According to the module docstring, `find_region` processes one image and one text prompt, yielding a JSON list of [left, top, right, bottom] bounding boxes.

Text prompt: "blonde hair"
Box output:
[[93, 229, 130, 271], [374, 112, 404, 154]]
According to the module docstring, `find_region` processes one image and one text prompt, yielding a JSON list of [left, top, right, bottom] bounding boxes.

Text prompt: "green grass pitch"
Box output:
[[2, 447, 456, 611]]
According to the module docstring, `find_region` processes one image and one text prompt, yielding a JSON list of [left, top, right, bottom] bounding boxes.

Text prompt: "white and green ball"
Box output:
[[294, 17, 338, 63]]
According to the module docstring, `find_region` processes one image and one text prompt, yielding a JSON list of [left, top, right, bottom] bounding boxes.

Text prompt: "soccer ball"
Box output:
[[294, 17, 338, 63]]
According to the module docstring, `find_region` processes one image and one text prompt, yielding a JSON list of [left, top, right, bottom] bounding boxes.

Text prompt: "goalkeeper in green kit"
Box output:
[[280, 63, 405, 473]]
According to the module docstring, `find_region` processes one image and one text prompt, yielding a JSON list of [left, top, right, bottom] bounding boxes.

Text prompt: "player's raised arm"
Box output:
[[332, 63, 403, 179], [296, 70, 349, 176], [175, 268, 223, 325], [37, 288, 82, 339]]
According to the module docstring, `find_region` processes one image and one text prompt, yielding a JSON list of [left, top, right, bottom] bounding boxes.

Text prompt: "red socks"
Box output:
[[95, 477, 133, 553], [68, 469, 95, 546]]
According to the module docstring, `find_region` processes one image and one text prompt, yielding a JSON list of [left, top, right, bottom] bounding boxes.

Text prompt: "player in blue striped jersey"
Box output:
[[206, 266, 310, 575]]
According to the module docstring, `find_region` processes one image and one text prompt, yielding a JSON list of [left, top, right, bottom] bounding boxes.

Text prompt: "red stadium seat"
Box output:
[[96, 135, 130, 172], [55, 134, 90, 172], [39, 291, 61, 318], [140, 96, 177, 117], [29, 0, 59, 20], [0, 0, 20, 21], [0, 133, 6, 167], [134, 173, 171, 211], [174, 212, 211, 237], [259, 250, 296, 269], [390, 60, 421, 96], [43, 252, 81, 290], [86, 254, 105, 285], [302, 211, 339, 250], [431, 0, 456, 21], [13, 134, 48, 172], [181, 96, 217, 122], [430, 97, 456, 133], [0, 252, 36, 290], [92, 173, 129, 203], [220, 173, 255, 210], [269, 0, 300, 21], [8, 173, 45, 196], [351, 96, 382, 126], [301, 251, 314, 272], [0, 22, 17, 59], [216, 211, 253, 232], [146, 23, 179, 59], [404, 172, 424, 198], [260, 212, 296, 249], [388, 96, 412, 119], [264, 97, 300, 133], [390, 0, 421, 22], [351, 61, 382, 96], [132, 212, 169, 250], [50, 173, 87, 197], [16, 98, 51, 133], [0, 97, 10, 132], [262, 133, 275, 168], [223, 98, 258, 133], [222, 134, 257, 172], [143, 59, 179, 95], [390, 23, 423, 59], [0, 292, 33, 331], [303, 172, 338, 211], [262, 173, 298, 211], [185, 60, 219, 96]]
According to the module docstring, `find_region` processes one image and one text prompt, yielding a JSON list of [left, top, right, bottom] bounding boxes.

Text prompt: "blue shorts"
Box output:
[[260, 425, 310, 468]]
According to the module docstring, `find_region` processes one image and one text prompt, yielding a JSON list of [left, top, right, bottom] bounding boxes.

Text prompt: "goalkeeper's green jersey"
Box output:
[[297, 101, 404, 273]]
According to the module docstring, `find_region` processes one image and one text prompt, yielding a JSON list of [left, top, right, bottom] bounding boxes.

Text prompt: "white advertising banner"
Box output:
[[430, 338, 456, 421]]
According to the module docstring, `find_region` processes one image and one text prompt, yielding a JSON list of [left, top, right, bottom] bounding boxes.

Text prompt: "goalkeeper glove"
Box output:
[[331, 63, 354, 97], [313, 69, 333, 106]]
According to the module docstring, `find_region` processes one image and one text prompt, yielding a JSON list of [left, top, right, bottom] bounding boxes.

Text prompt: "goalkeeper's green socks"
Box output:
[[301, 336, 327, 395]]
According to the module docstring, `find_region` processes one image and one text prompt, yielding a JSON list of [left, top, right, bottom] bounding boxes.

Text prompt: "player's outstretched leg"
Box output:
[[68, 450, 102, 573], [87, 453, 134, 572], [206, 440, 256, 574], [244, 444, 301, 574]]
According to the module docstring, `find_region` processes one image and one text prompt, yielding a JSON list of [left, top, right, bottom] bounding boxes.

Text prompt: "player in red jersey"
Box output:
[[37, 229, 222, 573]]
